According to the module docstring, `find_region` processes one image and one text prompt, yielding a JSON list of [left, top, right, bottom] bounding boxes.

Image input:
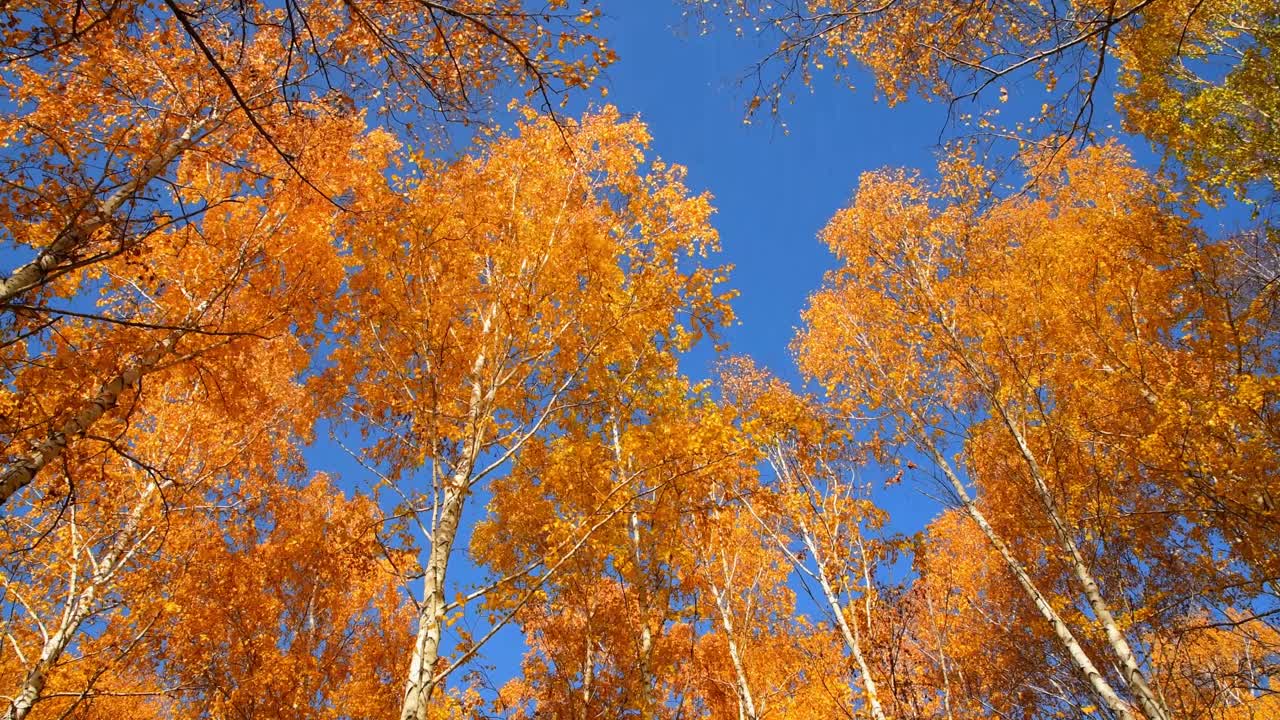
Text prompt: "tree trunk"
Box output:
[[709, 569, 759, 720], [0, 121, 208, 306], [995, 412, 1170, 720], [0, 333, 181, 509], [399, 330, 491, 720], [581, 633, 595, 719], [399, 477, 468, 720], [610, 416, 659, 719], [4, 482, 161, 719], [799, 524, 889, 720], [932, 289, 1170, 720], [910, 421, 1139, 720], [923, 593, 958, 720], [630, 506, 658, 720]]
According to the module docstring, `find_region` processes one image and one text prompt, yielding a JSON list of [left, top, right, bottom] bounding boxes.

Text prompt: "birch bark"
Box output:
[[0, 333, 182, 508], [398, 477, 470, 720], [3, 482, 165, 720], [0, 120, 210, 307], [933, 306, 1171, 720], [798, 523, 889, 720], [993, 410, 1170, 720], [908, 257, 1168, 720], [399, 340, 489, 720], [708, 558, 759, 720], [908, 417, 1139, 720]]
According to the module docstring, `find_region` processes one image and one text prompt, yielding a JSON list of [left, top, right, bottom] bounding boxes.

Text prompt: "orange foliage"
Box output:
[[799, 143, 1280, 719], [1, 3, 1274, 718]]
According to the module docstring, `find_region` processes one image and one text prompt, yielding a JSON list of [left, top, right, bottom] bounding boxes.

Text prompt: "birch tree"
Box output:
[[325, 107, 731, 720], [798, 144, 1280, 719], [476, 372, 748, 719], [0, 0, 614, 512], [722, 358, 899, 720]]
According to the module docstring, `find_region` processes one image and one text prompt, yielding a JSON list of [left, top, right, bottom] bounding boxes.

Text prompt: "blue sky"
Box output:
[[588, 5, 956, 524], [597, 4, 942, 382]]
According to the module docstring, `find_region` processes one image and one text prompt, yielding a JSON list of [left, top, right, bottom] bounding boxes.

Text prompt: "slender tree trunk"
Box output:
[[995, 412, 1170, 720], [0, 333, 181, 509], [4, 482, 161, 720], [708, 568, 759, 720], [924, 593, 958, 720], [0, 121, 208, 306], [799, 524, 889, 720], [854, 531, 890, 720], [630, 506, 658, 720], [910, 421, 1139, 720], [5, 584, 100, 720], [928, 280, 1170, 720], [399, 477, 469, 720], [864, 280, 1136, 712], [609, 416, 659, 719], [581, 633, 595, 719], [400, 329, 491, 720]]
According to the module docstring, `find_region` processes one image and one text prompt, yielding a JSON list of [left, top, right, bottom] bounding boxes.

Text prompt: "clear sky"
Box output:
[[598, 4, 944, 382], [587, 5, 961, 525]]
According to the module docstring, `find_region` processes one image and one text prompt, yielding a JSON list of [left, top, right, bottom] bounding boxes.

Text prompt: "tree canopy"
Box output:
[[0, 2, 1275, 719]]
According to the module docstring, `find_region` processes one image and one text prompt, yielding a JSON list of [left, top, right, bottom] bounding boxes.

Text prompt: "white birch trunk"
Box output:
[[708, 571, 759, 720], [912, 425, 1139, 720], [923, 593, 958, 720], [0, 121, 208, 306], [612, 418, 657, 719], [581, 635, 595, 716], [3, 482, 162, 720], [0, 333, 181, 508], [927, 278, 1170, 720], [994, 413, 1170, 720], [399, 319, 492, 720], [799, 524, 889, 720], [630, 506, 657, 719], [398, 477, 469, 720]]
